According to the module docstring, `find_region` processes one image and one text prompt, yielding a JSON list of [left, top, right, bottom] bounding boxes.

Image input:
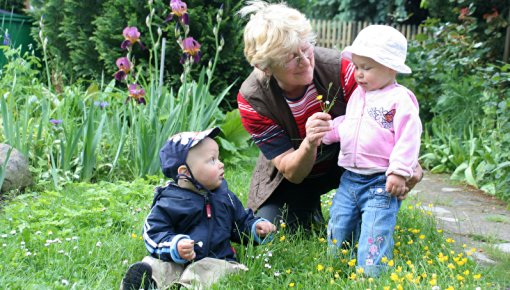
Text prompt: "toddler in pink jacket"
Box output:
[[323, 25, 422, 277]]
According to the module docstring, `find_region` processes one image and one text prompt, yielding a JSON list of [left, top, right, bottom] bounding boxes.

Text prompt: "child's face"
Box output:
[[352, 54, 396, 92], [186, 137, 224, 191]]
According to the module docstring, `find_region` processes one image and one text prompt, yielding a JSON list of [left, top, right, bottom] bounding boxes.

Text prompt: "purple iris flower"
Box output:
[[165, 0, 189, 25], [121, 27, 145, 50], [128, 84, 146, 105], [50, 119, 63, 125], [3, 32, 10, 46], [94, 101, 109, 109], [114, 57, 131, 81], [180, 37, 201, 64]]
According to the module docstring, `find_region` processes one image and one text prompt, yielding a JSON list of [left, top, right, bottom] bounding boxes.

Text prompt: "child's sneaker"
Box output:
[[121, 262, 157, 290]]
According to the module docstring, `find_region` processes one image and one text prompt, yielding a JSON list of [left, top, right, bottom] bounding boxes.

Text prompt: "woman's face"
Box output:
[[271, 42, 315, 94]]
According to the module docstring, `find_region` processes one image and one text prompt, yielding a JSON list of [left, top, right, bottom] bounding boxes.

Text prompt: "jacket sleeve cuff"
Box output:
[[251, 218, 274, 244], [170, 234, 190, 264]]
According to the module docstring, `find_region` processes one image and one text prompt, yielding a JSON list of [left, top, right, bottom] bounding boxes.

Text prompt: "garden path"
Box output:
[[409, 171, 510, 264]]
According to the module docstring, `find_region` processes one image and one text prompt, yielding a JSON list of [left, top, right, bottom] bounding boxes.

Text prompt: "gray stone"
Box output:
[[494, 243, 510, 254], [0, 144, 33, 193]]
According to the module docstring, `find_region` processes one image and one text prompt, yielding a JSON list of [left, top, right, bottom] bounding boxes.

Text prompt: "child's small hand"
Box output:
[[256, 221, 277, 237], [386, 174, 407, 197], [177, 239, 196, 261]]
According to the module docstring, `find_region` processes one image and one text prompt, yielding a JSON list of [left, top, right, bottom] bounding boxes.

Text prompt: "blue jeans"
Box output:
[[327, 170, 401, 277]]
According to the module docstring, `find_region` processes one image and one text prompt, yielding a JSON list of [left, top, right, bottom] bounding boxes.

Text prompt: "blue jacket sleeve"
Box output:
[[143, 200, 187, 263]]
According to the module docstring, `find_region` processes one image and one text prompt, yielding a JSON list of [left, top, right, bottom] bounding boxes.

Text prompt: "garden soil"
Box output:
[[409, 172, 510, 264]]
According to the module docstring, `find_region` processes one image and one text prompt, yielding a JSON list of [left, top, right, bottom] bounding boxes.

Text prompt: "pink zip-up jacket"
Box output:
[[323, 83, 422, 178]]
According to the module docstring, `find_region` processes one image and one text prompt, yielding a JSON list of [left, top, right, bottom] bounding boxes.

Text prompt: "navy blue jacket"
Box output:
[[143, 180, 269, 263]]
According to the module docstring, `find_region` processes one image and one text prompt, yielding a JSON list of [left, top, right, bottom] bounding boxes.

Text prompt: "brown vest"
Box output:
[[240, 47, 347, 210]]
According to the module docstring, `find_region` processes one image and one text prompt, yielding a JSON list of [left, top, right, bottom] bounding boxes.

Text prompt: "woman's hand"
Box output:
[[305, 112, 332, 146]]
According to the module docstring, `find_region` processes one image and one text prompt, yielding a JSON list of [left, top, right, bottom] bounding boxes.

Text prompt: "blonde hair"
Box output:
[[238, 0, 316, 72]]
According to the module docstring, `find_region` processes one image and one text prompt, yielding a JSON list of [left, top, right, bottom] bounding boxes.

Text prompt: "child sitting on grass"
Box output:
[[121, 127, 276, 289]]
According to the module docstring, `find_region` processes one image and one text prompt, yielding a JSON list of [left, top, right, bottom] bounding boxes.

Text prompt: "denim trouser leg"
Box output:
[[327, 171, 361, 253], [327, 171, 400, 277], [356, 173, 401, 277]]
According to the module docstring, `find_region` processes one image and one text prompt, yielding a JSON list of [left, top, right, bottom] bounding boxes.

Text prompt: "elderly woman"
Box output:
[[237, 1, 422, 231]]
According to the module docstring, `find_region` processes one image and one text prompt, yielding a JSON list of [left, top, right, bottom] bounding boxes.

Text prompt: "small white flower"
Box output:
[[25, 251, 32, 256], [274, 271, 281, 277], [66, 238, 71, 242], [264, 263, 271, 269], [20, 241, 25, 246], [2, 243, 6, 247], [62, 279, 69, 286], [89, 251, 92, 255], [432, 286, 440, 290], [44, 243, 50, 247], [73, 246, 78, 250], [1, 234, 7, 238], [72, 236, 78, 241], [10, 230, 16, 235], [48, 231, 53, 235], [96, 241, 102, 247], [58, 250, 65, 254], [35, 231, 42, 235], [475, 288, 481, 290]]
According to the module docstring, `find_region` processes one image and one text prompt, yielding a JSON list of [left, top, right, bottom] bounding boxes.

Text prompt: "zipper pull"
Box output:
[[205, 196, 212, 219]]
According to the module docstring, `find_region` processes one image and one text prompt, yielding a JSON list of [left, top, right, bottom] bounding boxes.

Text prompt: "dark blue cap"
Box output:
[[160, 127, 221, 179]]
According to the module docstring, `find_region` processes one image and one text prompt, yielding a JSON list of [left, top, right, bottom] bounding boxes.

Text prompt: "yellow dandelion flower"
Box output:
[[316, 95, 323, 101], [395, 225, 400, 230], [286, 269, 292, 274], [419, 234, 425, 240], [383, 287, 390, 290], [407, 239, 414, 245], [332, 239, 337, 245], [429, 279, 437, 286], [388, 260, 394, 267], [406, 260, 413, 266], [349, 273, 357, 280], [381, 257, 388, 263], [396, 266, 403, 273], [329, 279, 335, 285], [397, 284, 403, 290], [280, 223, 286, 228], [447, 263, 456, 270], [446, 286, 454, 290], [395, 242, 401, 247], [356, 267, 364, 274], [341, 249, 348, 255], [470, 247, 477, 253], [408, 205, 414, 210], [326, 266, 334, 272], [463, 270, 470, 275], [368, 277, 374, 283], [317, 264, 324, 271], [289, 282, 295, 287], [390, 273, 399, 282], [280, 235, 286, 242], [334, 273, 340, 279], [462, 243, 467, 248], [328, 201, 333, 206], [405, 273, 414, 281], [473, 274, 482, 280], [416, 202, 422, 207], [421, 273, 427, 278], [348, 259, 356, 267], [424, 246, 429, 251], [446, 238, 455, 243], [131, 233, 137, 238], [437, 229, 443, 233], [412, 229, 420, 234], [457, 275, 464, 281]]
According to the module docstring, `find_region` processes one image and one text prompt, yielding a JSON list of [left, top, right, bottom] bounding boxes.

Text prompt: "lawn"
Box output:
[[0, 165, 505, 289]]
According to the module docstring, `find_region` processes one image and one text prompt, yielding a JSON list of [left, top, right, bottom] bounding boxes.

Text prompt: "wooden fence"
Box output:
[[310, 20, 424, 50]]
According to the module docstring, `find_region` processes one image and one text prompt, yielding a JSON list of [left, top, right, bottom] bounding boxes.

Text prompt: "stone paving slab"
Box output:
[[408, 172, 510, 257]]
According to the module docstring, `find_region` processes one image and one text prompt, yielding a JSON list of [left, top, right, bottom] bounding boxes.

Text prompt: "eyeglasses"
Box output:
[[284, 44, 315, 69]]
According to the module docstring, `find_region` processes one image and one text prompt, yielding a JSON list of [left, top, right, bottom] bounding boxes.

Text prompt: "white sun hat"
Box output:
[[342, 25, 412, 74]]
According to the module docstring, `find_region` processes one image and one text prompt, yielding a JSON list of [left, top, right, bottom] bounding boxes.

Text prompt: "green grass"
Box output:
[[485, 215, 510, 224], [0, 167, 506, 289]]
